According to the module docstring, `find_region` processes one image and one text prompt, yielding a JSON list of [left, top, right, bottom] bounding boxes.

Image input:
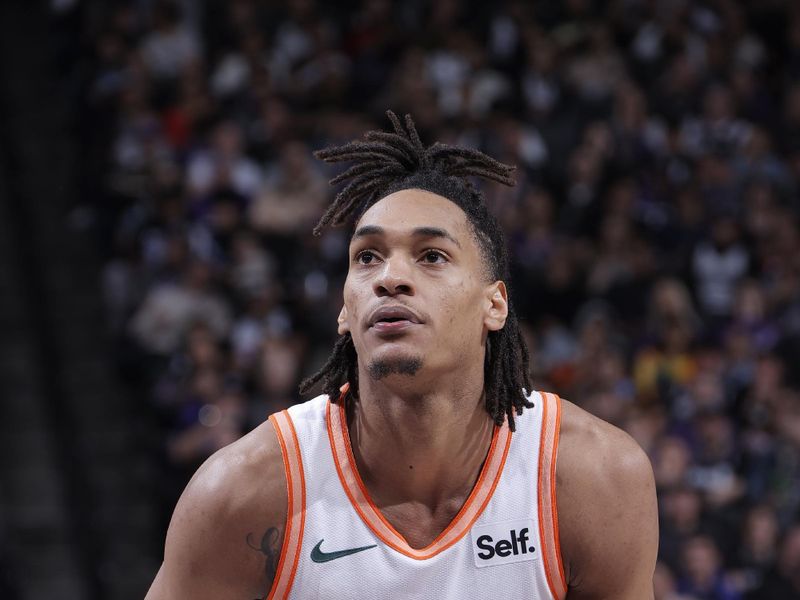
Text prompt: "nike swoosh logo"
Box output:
[[310, 539, 377, 563]]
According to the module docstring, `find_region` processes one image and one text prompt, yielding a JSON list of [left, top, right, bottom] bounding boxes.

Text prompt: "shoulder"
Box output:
[[557, 398, 654, 495], [555, 398, 658, 598], [172, 418, 286, 528], [148, 419, 288, 599]]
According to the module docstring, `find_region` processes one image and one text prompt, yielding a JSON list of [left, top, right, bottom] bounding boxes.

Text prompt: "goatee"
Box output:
[[367, 357, 422, 380]]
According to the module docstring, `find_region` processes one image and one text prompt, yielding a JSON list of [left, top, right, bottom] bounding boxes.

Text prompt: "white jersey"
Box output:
[[266, 389, 567, 600]]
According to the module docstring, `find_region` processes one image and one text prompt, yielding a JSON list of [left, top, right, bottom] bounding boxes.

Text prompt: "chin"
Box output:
[[366, 350, 424, 381]]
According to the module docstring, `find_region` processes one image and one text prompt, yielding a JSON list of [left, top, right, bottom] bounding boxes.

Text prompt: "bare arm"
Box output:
[[558, 400, 659, 600], [145, 421, 288, 600]]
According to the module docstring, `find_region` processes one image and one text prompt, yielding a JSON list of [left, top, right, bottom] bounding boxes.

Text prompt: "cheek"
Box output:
[[436, 278, 484, 335], [342, 280, 362, 323]]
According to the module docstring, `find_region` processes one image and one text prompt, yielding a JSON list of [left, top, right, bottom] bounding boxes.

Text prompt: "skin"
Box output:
[[146, 189, 658, 599]]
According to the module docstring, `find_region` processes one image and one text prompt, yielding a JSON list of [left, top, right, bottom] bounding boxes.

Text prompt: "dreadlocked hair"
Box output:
[[299, 111, 533, 431]]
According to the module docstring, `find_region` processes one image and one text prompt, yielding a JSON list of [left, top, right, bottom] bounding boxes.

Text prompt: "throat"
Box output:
[[344, 397, 497, 547]]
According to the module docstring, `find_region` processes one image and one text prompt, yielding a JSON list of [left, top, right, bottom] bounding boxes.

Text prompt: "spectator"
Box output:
[[729, 505, 780, 595], [139, 2, 200, 81], [678, 535, 741, 600], [186, 120, 263, 203], [130, 260, 231, 355], [691, 216, 750, 322], [248, 140, 327, 236], [747, 525, 800, 599]]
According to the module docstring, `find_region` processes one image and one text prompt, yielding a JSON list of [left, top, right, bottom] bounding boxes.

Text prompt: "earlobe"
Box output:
[[337, 306, 350, 335], [485, 281, 509, 331]]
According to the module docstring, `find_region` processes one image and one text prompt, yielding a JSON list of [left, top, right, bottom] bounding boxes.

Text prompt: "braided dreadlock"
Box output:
[[299, 111, 533, 431]]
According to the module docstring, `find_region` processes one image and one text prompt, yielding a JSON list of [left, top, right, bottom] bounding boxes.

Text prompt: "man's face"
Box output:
[[339, 188, 508, 385]]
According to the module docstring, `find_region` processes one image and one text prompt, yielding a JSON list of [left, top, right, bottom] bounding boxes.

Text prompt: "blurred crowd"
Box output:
[[76, 0, 800, 598]]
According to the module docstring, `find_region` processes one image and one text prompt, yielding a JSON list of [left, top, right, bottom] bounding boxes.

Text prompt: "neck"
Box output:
[[347, 364, 495, 510]]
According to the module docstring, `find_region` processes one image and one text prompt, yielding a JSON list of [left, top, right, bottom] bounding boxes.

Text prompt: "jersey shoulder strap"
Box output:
[[266, 409, 306, 599], [537, 392, 566, 598]]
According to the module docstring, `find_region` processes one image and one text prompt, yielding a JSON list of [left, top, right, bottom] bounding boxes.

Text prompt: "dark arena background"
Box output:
[[1, 0, 800, 598]]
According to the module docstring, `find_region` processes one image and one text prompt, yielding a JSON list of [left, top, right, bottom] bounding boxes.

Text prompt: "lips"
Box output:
[[368, 305, 423, 330]]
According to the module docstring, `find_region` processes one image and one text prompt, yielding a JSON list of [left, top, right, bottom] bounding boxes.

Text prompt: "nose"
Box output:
[[373, 256, 414, 297]]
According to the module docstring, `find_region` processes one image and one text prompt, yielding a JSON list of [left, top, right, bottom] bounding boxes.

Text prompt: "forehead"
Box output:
[[353, 188, 470, 239]]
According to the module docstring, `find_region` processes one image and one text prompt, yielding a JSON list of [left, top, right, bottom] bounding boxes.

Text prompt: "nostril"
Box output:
[[374, 282, 412, 296]]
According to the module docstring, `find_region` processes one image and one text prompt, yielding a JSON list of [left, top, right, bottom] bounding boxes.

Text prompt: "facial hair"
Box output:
[[367, 356, 423, 380]]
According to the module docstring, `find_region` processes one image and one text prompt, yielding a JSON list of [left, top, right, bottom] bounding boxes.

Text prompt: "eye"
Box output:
[[421, 250, 447, 264], [356, 250, 379, 265]]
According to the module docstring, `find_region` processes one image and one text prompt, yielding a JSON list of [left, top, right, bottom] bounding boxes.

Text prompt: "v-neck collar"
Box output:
[[325, 391, 512, 560]]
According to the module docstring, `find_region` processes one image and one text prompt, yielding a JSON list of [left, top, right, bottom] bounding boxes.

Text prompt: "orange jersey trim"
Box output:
[[551, 394, 566, 591], [537, 393, 567, 599], [326, 395, 512, 560], [267, 410, 306, 600]]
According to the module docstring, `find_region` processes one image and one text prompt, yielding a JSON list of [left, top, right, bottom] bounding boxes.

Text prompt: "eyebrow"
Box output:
[[352, 225, 461, 248]]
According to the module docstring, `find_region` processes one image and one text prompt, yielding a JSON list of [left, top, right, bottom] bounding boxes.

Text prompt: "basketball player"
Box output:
[[146, 113, 658, 599]]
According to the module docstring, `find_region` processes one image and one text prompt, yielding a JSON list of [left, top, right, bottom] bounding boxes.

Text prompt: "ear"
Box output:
[[484, 281, 508, 332], [337, 305, 350, 335]]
